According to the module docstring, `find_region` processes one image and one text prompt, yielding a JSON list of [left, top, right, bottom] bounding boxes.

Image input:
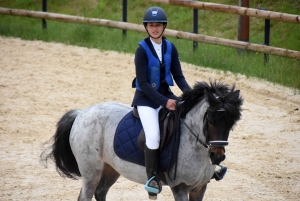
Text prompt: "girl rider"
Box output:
[[131, 6, 191, 199]]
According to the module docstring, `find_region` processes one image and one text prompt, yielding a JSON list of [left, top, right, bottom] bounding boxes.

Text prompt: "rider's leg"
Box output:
[[137, 106, 161, 150], [137, 106, 162, 199], [144, 146, 161, 199]]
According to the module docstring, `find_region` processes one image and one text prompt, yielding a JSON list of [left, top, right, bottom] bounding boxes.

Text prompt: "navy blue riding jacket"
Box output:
[[135, 39, 174, 91], [131, 37, 191, 109]]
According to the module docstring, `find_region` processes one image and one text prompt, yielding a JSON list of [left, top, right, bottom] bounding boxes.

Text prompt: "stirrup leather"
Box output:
[[145, 176, 162, 194]]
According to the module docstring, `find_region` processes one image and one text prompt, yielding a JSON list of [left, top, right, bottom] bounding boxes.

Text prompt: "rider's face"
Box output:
[[146, 22, 165, 38]]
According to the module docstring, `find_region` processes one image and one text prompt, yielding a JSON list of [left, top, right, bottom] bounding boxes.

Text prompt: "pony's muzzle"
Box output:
[[209, 150, 226, 165], [209, 141, 227, 165]]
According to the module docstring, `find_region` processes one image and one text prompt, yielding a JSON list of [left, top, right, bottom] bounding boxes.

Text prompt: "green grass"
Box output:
[[0, 0, 299, 89]]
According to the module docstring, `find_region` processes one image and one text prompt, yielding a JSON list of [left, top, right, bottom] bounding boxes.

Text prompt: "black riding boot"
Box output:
[[144, 146, 162, 200], [211, 165, 228, 181]]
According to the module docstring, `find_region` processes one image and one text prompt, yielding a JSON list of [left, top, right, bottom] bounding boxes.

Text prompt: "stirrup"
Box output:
[[145, 176, 161, 194]]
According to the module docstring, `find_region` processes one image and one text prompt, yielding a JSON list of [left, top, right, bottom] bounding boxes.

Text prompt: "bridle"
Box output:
[[180, 106, 229, 151], [167, 101, 228, 181]]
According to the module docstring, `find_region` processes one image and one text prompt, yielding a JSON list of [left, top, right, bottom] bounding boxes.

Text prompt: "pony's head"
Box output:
[[179, 80, 243, 165]]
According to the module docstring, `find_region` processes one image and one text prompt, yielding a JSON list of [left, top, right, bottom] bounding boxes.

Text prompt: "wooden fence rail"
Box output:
[[0, 7, 299, 59], [147, 0, 300, 24]]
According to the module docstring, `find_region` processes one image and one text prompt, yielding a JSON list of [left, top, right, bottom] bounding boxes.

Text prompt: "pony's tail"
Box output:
[[40, 109, 81, 180]]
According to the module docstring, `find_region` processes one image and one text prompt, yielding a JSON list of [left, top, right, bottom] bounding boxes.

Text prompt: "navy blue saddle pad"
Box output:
[[113, 111, 178, 172]]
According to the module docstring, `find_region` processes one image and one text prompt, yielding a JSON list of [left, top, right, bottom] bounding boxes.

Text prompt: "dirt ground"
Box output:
[[0, 36, 300, 201]]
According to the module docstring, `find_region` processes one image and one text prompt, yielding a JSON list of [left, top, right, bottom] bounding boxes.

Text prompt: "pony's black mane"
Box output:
[[178, 80, 243, 126]]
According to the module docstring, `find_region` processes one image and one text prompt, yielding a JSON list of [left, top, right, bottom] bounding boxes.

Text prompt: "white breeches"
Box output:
[[137, 106, 162, 150]]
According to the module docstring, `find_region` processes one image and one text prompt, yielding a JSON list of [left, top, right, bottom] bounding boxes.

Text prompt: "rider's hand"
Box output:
[[166, 99, 176, 110]]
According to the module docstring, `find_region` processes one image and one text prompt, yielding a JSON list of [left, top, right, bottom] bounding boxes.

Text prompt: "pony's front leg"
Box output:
[[171, 183, 189, 201], [188, 184, 207, 201]]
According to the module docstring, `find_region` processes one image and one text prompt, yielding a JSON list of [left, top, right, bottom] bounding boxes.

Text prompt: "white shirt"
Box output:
[[150, 38, 162, 62]]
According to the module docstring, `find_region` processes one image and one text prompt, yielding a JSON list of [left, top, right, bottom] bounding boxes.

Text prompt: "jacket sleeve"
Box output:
[[135, 46, 169, 107], [170, 44, 191, 92]]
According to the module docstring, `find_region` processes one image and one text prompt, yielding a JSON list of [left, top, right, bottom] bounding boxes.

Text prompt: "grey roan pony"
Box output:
[[41, 81, 243, 201]]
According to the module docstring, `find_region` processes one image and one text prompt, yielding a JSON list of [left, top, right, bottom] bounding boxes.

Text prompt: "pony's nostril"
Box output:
[[210, 151, 226, 165], [217, 154, 225, 162]]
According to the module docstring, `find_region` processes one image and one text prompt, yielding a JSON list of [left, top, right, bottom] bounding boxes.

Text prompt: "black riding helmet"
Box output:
[[143, 7, 168, 39], [143, 6, 168, 25]]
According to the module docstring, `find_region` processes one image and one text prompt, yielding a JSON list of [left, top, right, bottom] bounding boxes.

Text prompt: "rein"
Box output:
[[181, 108, 229, 149], [167, 101, 228, 181], [181, 119, 209, 149], [177, 100, 210, 150]]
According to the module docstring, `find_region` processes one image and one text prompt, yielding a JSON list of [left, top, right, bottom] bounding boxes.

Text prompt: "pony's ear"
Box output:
[[233, 90, 240, 99]]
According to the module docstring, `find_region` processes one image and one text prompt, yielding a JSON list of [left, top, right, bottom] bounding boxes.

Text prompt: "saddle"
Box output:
[[113, 107, 181, 180], [132, 107, 177, 152]]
